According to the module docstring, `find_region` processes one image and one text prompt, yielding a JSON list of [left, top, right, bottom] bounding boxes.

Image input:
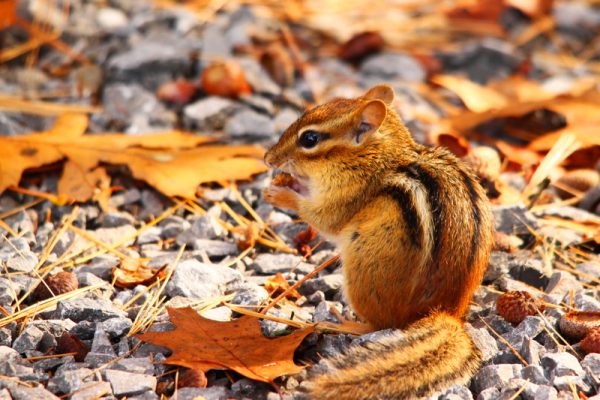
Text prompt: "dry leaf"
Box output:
[[137, 307, 315, 383], [112, 258, 168, 288], [264, 273, 302, 300], [506, 0, 554, 17], [338, 31, 384, 62], [0, 113, 268, 200], [432, 75, 508, 113], [0, 0, 17, 29]]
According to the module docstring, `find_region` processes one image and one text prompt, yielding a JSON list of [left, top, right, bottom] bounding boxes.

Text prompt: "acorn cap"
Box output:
[[496, 290, 545, 325], [559, 310, 600, 340]]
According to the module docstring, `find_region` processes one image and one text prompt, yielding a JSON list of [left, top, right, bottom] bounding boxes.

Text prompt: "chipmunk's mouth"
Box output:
[[272, 170, 310, 197]]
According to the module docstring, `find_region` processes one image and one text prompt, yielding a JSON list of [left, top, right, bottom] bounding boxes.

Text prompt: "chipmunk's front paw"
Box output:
[[263, 186, 300, 211]]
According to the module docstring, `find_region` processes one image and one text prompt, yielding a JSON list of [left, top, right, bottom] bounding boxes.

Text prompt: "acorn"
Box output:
[[200, 60, 251, 98], [496, 291, 544, 325], [580, 327, 600, 354], [177, 368, 207, 388], [33, 271, 79, 301]]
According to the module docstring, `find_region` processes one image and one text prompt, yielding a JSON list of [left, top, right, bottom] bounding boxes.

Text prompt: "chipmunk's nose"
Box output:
[[264, 149, 277, 168]]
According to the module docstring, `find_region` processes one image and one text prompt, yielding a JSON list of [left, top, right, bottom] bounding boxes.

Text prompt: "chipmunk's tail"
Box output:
[[306, 313, 481, 400]]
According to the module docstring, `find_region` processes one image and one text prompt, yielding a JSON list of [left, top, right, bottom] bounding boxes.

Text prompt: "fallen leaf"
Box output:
[[264, 273, 302, 300], [0, 113, 268, 200], [432, 75, 509, 113], [112, 258, 168, 289], [137, 307, 315, 383], [506, 0, 554, 18], [0, 0, 17, 29], [338, 31, 384, 62]]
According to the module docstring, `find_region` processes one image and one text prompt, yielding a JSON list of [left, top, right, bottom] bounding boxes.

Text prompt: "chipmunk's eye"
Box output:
[[298, 130, 321, 149]]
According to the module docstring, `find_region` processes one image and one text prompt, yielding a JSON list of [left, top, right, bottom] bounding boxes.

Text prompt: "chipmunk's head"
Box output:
[[265, 84, 411, 199]]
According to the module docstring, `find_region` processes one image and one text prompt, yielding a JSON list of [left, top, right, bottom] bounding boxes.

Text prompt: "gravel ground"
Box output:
[[1, 1, 600, 400]]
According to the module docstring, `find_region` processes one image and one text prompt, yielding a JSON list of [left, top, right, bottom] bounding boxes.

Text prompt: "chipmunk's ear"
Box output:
[[363, 84, 394, 105], [354, 100, 387, 144]]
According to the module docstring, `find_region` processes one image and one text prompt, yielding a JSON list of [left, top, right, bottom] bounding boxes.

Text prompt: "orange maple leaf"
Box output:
[[0, 113, 268, 200], [137, 307, 315, 384]]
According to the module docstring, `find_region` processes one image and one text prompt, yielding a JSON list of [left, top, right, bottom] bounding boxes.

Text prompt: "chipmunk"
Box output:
[[263, 84, 494, 400]]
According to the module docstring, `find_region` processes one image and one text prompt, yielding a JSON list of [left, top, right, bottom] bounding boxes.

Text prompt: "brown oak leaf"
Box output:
[[136, 307, 314, 384]]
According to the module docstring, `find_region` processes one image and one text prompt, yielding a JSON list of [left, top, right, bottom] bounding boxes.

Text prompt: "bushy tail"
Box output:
[[306, 313, 481, 400]]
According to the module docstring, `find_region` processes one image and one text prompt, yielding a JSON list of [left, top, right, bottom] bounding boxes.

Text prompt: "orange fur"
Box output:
[[264, 84, 494, 398]]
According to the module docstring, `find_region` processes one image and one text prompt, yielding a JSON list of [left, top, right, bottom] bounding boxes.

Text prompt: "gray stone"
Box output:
[[225, 109, 276, 138], [484, 252, 510, 283], [534, 205, 599, 223], [544, 272, 582, 298], [104, 369, 156, 397], [85, 326, 116, 367], [576, 262, 600, 284], [502, 316, 545, 350], [299, 274, 343, 296], [0, 382, 59, 400], [191, 239, 238, 257], [183, 97, 238, 131], [439, 38, 522, 84], [79, 255, 119, 280], [472, 364, 523, 393], [100, 211, 135, 227], [466, 325, 498, 363], [77, 271, 109, 289], [70, 381, 112, 400], [137, 227, 162, 245], [231, 283, 269, 307], [574, 292, 600, 311], [541, 352, 584, 379], [46, 367, 93, 394], [174, 386, 233, 400], [12, 325, 44, 354], [523, 365, 551, 385], [360, 52, 425, 82], [522, 383, 557, 400], [476, 387, 500, 400], [274, 108, 300, 135], [6, 252, 37, 273], [111, 357, 154, 375], [492, 204, 538, 235], [99, 84, 175, 133], [508, 255, 550, 289], [0, 238, 29, 259], [107, 35, 197, 82], [238, 57, 281, 96], [436, 384, 474, 400], [109, 188, 142, 208], [240, 94, 275, 116], [99, 317, 132, 338], [581, 353, 600, 387], [552, 375, 591, 393], [0, 328, 11, 347], [250, 253, 314, 275], [55, 297, 126, 322], [353, 329, 397, 347], [165, 259, 243, 300], [202, 23, 232, 58], [0, 346, 40, 380], [521, 336, 544, 365], [0, 279, 17, 307]]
